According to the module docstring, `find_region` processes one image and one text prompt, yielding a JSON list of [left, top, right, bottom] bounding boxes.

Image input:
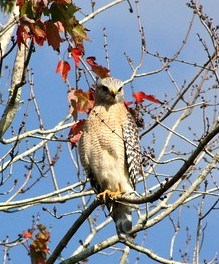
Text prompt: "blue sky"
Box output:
[[0, 1, 219, 263]]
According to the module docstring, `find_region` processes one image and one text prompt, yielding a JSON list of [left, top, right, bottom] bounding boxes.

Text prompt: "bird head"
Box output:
[[95, 77, 124, 105]]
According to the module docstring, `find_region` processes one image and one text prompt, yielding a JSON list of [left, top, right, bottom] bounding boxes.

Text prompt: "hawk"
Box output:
[[78, 77, 142, 236]]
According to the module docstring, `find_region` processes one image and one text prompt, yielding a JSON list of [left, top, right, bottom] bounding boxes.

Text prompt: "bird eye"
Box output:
[[101, 85, 108, 92], [118, 86, 123, 92]]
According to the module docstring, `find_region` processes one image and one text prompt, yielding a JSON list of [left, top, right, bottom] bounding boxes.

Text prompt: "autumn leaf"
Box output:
[[30, 225, 50, 253], [16, 24, 30, 48], [73, 35, 85, 53], [29, 225, 50, 264], [124, 101, 133, 107], [70, 47, 83, 67], [23, 224, 50, 264], [54, 21, 65, 33], [68, 119, 86, 148], [23, 229, 33, 239], [50, 1, 82, 42], [19, 0, 35, 19], [45, 20, 63, 50], [72, 24, 89, 41], [68, 89, 94, 119], [86, 56, 110, 79], [133, 91, 162, 104], [58, 0, 72, 4], [86, 56, 97, 67], [16, 0, 25, 7], [56, 60, 71, 81], [31, 23, 46, 46], [74, 89, 94, 113]]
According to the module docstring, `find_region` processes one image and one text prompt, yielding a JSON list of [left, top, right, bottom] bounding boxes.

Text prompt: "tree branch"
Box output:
[[46, 199, 101, 264], [116, 117, 219, 204], [0, 2, 19, 56], [124, 240, 183, 264], [140, 51, 218, 137], [136, 152, 219, 231], [0, 114, 71, 173], [60, 235, 119, 264], [0, 41, 33, 138], [80, 0, 126, 25]]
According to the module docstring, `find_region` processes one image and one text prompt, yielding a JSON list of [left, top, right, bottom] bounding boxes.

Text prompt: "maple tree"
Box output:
[[0, 1, 219, 264]]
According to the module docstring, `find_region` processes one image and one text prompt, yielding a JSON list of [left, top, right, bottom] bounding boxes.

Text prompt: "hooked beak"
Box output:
[[109, 87, 117, 98]]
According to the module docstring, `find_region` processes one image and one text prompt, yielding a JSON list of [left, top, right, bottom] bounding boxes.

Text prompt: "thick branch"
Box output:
[[47, 118, 219, 264], [116, 118, 219, 204], [135, 153, 219, 232], [0, 41, 33, 138], [60, 150, 219, 264], [0, 3, 19, 56]]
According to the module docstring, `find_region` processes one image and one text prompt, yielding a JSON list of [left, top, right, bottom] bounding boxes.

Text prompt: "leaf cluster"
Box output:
[[23, 224, 50, 264], [16, 0, 88, 50]]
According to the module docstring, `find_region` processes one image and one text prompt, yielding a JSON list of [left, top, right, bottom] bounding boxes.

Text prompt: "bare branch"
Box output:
[[80, 0, 126, 25], [0, 3, 19, 56], [124, 240, 183, 264], [60, 235, 119, 264], [116, 118, 219, 204], [46, 199, 102, 264], [0, 41, 33, 138]]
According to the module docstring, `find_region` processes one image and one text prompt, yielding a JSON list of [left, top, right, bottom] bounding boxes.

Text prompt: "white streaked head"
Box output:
[[95, 77, 124, 105]]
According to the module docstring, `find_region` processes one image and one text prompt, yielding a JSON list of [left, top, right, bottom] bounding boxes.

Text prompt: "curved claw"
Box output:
[[97, 189, 124, 202]]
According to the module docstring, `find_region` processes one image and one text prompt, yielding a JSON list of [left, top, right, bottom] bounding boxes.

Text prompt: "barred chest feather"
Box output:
[[78, 102, 141, 193]]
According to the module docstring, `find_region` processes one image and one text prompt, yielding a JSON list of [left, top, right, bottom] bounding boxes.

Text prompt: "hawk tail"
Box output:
[[111, 203, 132, 235]]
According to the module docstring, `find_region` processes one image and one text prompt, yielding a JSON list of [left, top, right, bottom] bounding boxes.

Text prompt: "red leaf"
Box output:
[[70, 48, 83, 67], [16, 0, 25, 7], [16, 24, 30, 48], [29, 225, 50, 264], [56, 61, 71, 81], [124, 101, 133, 107], [30, 22, 46, 46], [74, 89, 94, 113], [68, 119, 86, 148], [68, 89, 94, 119], [54, 21, 65, 33], [23, 230, 33, 239], [45, 20, 62, 50], [59, 0, 71, 3], [86, 56, 97, 67], [86, 56, 110, 78], [133, 91, 162, 104]]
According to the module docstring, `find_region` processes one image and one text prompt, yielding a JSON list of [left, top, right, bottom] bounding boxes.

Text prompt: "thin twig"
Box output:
[[46, 199, 102, 264]]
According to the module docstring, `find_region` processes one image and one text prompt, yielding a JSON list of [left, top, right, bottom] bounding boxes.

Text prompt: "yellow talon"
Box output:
[[97, 189, 123, 202], [97, 190, 111, 202]]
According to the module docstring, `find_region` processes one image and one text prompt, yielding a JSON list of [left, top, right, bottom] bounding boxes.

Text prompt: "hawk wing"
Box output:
[[123, 113, 142, 189]]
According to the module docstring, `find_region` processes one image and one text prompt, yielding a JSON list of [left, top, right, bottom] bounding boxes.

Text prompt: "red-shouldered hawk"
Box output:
[[78, 77, 142, 236]]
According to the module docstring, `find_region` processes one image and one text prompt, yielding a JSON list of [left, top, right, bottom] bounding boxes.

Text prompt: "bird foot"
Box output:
[[97, 189, 123, 202]]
